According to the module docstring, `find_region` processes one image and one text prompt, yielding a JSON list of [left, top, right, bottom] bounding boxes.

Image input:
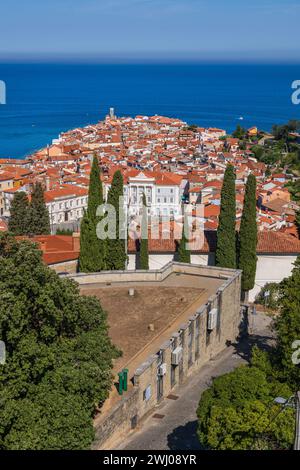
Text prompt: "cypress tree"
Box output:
[[79, 155, 106, 272], [106, 170, 127, 270], [8, 191, 29, 235], [238, 173, 258, 293], [79, 210, 102, 272], [87, 155, 103, 225], [215, 164, 236, 268], [178, 211, 191, 263], [139, 194, 149, 270], [27, 182, 50, 235]]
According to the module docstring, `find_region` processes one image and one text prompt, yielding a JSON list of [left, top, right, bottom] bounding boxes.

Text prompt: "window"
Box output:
[[143, 385, 152, 402], [157, 198, 161, 203], [164, 197, 167, 203], [170, 188, 173, 194], [188, 323, 194, 368], [157, 188, 160, 193], [195, 317, 200, 359], [170, 197, 174, 203], [170, 339, 176, 388]]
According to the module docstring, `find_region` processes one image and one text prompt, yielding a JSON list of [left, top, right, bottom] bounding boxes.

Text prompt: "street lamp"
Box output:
[[274, 396, 294, 407]]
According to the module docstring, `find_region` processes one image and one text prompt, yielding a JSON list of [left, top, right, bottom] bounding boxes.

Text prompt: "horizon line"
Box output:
[[1, 59, 300, 66]]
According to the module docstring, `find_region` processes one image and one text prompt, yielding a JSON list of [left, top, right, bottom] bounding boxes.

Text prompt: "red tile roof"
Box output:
[[44, 187, 88, 203], [256, 231, 300, 254], [15, 230, 300, 267]]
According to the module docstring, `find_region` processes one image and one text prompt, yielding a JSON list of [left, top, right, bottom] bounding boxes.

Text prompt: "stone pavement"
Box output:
[[116, 312, 274, 451]]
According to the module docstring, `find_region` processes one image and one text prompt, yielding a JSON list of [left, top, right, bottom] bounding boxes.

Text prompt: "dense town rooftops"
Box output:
[[1, 112, 299, 235]]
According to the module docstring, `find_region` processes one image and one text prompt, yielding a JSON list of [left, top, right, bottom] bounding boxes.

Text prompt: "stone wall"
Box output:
[[132, 269, 241, 422], [50, 259, 78, 274], [67, 261, 237, 286], [89, 263, 242, 450], [92, 387, 139, 450]]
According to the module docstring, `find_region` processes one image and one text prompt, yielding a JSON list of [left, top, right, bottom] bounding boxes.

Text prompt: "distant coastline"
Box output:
[[0, 62, 300, 159]]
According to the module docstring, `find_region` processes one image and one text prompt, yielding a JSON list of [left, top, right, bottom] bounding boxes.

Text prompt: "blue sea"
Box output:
[[0, 63, 300, 158]]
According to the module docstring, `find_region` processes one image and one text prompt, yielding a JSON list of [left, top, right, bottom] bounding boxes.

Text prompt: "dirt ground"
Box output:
[[81, 285, 205, 371]]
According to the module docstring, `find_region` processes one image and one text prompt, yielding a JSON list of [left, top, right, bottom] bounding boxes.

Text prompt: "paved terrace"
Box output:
[[81, 273, 224, 378], [76, 266, 226, 420]]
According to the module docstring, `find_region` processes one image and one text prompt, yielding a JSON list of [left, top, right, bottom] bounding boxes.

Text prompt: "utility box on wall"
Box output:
[[158, 363, 167, 376], [171, 346, 183, 365]]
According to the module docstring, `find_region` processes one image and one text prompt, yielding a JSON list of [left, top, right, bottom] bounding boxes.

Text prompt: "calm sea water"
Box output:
[[0, 63, 300, 158]]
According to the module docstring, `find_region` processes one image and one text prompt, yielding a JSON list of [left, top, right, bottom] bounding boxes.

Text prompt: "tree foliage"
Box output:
[[272, 120, 300, 142], [0, 234, 119, 449], [178, 211, 191, 264], [216, 164, 236, 268], [9, 184, 50, 236], [139, 194, 149, 270], [198, 254, 300, 450], [79, 210, 104, 273], [238, 173, 258, 292], [273, 255, 300, 387], [79, 156, 106, 272], [8, 191, 29, 235], [197, 366, 294, 450], [106, 170, 127, 270], [56, 228, 73, 236], [87, 155, 104, 224], [232, 124, 246, 140], [255, 282, 281, 310], [26, 182, 50, 235]]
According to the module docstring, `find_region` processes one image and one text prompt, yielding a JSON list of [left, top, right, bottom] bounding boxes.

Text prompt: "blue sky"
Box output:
[[1, 0, 300, 62]]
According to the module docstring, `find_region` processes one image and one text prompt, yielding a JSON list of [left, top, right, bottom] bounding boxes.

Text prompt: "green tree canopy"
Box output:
[[79, 210, 104, 273], [272, 120, 300, 142], [0, 234, 119, 449], [197, 365, 294, 450], [79, 155, 106, 272], [56, 228, 73, 236], [238, 173, 258, 293], [255, 282, 281, 310], [87, 155, 104, 225], [216, 164, 236, 268], [8, 191, 29, 236], [26, 182, 50, 235], [273, 255, 300, 387], [198, 253, 300, 451], [139, 194, 149, 270], [178, 211, 191, 264], [106, 170, 127, 270], [232, 124, 246, 140]]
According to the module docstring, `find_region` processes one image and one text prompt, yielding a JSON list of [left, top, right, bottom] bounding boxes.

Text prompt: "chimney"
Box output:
[[72, 232, 80, 252]]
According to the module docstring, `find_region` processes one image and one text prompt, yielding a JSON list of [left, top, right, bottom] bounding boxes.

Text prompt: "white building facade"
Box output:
[[105, 172, 184, 218], [45, 189, 88, 226]]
